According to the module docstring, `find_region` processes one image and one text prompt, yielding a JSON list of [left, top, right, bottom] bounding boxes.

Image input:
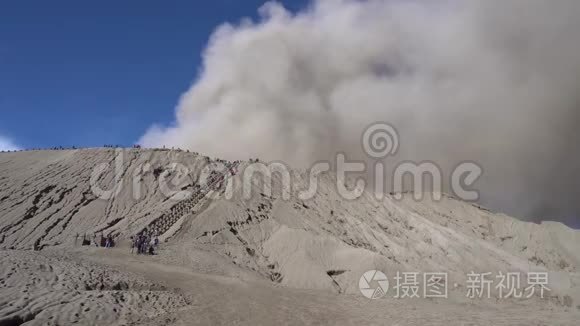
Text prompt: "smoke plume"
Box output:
[[141, 0, 580, 225]]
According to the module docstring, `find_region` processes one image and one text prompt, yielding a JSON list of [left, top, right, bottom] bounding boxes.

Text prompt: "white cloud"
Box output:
[[0, 135, 20, 151], [140, 0, 580, 220]]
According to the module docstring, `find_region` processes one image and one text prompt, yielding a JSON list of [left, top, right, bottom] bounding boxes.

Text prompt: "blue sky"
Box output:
[[0, 0, 309, 150]]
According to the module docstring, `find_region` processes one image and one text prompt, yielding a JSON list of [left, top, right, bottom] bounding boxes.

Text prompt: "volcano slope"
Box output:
[[0, 148, 579, 325]]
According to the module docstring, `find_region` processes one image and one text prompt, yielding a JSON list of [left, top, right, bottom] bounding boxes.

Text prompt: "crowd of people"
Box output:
[[76, 233, 116, 248], [104, 144, 142, 149], [1, 146, 78, 153], [0, 144, 147, 153], [74, 232, 161, 255], [0, 146, 261, 167], [131, 233, 159, 255]]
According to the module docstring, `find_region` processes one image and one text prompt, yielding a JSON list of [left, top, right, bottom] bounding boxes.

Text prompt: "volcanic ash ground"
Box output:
[[1, 149, 579, 325]]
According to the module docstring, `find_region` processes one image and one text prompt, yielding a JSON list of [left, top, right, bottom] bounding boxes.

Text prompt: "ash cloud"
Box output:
[[141, 0, 580, 224]]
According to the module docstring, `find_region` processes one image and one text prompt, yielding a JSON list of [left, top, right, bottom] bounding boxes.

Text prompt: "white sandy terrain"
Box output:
[[0, 249, 188, 325], [1, 149, 579, 325]]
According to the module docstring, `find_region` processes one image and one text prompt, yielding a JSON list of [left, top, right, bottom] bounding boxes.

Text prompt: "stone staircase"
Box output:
[[140, 161, 240, 238]]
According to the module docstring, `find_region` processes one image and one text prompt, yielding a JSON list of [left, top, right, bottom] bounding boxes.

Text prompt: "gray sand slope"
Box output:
[[1, 149, 579, 325]]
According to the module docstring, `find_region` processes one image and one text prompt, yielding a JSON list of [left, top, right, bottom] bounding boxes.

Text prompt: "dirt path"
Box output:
[[76, 248, 579, 326]]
